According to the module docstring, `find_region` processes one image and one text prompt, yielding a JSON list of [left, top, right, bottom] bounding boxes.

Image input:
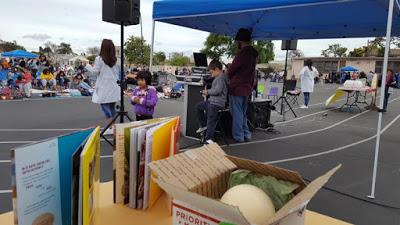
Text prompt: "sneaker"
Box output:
[[196, 127, 207, 134], [299, 105, 309, 109], [103, 127, 113, 135]]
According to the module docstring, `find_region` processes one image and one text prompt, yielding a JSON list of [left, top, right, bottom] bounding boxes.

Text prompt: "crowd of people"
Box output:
[[0, 54, 95, 98]]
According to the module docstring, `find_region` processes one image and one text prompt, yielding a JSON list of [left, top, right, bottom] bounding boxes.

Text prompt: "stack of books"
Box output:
[[113, 117, 180, 209]]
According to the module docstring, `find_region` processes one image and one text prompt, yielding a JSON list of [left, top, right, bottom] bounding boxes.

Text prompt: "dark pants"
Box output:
[[196, 101, 222, 140], [303, 92, 310, 106], [136, 114, 153, 121], [383, 87, 391, 110], [229, 95, 251, 142]]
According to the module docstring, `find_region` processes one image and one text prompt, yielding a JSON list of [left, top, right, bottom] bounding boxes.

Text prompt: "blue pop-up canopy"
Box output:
[[153, 0, 400, 40], [1, 50, 38, 58], [340, 66, 359, 72], [151, 0, 400, 198]]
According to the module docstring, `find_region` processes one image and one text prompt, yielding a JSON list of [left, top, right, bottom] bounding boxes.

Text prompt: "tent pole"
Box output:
[[368, 0, 395, 199], [149, 20, 156, 73]]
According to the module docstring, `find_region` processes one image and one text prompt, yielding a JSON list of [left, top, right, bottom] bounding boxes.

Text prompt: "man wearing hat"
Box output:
[[227, 28, 258, 142]]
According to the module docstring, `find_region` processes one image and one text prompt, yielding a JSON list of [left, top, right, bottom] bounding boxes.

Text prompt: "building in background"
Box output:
[[292, 57, 400, 77]]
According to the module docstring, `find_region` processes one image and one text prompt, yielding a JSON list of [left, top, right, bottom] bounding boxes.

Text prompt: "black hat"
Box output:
[[235, 28, 252, 42]]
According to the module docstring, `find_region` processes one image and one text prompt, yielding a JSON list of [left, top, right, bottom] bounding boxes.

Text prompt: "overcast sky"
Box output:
[[1, 0, 373, 60]]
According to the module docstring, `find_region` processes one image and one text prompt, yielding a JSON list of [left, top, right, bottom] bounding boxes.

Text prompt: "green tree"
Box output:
[[321, 44, 348, 57], [253, 40, 275, 64], [201, 34, 275, 63], [168, 53, 191, 66], [57, 42, 73, 54], [154, 51, 166, 65], [348, 47, 366, 57], [0, 40, 26, 52], [43, 41, 58, 54], [39, 46, 53, 54], [200, 34, 232, 60], [125, 36, 150, 66]]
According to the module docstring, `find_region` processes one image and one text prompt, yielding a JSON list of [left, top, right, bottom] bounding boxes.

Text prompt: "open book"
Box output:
[[11, 127, 101, 225]]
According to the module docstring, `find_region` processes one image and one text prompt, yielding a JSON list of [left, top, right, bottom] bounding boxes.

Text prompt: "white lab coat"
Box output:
[[299, 66, 318, 93], [89, 56, 121, 104]]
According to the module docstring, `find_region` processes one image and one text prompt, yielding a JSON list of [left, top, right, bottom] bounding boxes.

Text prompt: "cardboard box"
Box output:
[[149, 143, 341, 225]]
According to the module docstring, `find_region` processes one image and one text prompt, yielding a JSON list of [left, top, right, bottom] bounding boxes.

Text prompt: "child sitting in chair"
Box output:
[[195, 60, 228, 141]]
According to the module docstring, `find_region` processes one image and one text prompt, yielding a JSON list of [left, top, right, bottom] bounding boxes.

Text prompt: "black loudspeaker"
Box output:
[[281, 40, 298, 50], [102, 0, 140, 25], [247, 100, 274, 130]]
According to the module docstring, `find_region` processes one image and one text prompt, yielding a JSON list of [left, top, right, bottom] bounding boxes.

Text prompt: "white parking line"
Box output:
[[0, 190, 11, 194], [0, 160, 11, 163], [266, 113, 400, 164]]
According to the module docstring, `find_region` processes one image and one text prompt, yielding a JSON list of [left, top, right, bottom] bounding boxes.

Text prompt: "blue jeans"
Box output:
[[303, 92, 310, 106], [196, 101, 222, 140], [229, 95, 251, 142], [100, 103, 116, 119]]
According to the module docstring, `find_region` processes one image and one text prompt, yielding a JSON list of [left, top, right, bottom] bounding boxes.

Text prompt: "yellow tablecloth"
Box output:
[[0, 182, 352, 225]]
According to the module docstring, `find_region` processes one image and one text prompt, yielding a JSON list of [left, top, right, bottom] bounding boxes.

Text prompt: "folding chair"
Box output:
[[285, 80, 301, 106], [267, 86, 279, 102]]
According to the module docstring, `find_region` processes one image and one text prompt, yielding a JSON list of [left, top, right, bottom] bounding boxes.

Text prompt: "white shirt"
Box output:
[[299, 66, 318, 93], [89, 56, 121, 104]]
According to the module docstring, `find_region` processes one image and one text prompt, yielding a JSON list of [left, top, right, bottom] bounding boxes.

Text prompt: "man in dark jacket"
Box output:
[[227, 28, 258, 142]]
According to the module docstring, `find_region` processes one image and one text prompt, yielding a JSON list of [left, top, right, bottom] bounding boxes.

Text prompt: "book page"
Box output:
[[80, 127, 101, 225], [128, 128, 140, 208], [13, 139, 62, 225]]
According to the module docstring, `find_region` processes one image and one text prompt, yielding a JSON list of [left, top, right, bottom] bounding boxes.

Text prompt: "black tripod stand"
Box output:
[[101, 22, 133, 146], [273, 49, 297, 121]]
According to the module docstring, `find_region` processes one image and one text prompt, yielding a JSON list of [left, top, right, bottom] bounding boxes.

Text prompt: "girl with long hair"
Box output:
[[90, 39, 120, 134]]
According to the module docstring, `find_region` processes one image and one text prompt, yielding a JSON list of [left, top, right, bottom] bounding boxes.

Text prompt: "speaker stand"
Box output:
[[273, 50, 297, 121], [101, 22, 133, 147]]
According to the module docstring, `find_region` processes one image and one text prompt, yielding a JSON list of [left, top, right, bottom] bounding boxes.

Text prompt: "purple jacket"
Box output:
[[131, 86, 158, 116]]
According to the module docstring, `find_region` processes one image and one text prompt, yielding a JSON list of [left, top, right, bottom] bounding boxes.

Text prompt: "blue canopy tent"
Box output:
[[151, 0, 400, 198], [1, 50, 38, 58], [340, 66, 359, 72]]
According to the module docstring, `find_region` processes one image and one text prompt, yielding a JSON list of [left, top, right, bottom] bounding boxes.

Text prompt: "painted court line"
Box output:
[[266, 113, 400, 164], [225, 110, 370, 147], [226, 96, 400, 148]]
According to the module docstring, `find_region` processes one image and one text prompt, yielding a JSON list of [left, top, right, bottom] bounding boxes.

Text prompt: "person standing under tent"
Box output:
[[299, 59, 318, 109], [89, 39, 121, 135], [227, 28, 258, 143], [379, 69, 395, 112]]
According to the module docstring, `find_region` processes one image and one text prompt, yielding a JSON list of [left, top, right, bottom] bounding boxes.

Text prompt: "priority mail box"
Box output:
[[149, 143, 340, 225]]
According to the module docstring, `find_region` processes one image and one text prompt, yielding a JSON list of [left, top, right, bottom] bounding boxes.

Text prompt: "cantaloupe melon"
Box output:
[[220, 184, 276, 225]]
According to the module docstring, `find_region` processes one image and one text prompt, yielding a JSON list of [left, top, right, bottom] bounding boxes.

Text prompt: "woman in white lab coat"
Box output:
[[90, 39, 121, 133], [299, 59, 318, 109]]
